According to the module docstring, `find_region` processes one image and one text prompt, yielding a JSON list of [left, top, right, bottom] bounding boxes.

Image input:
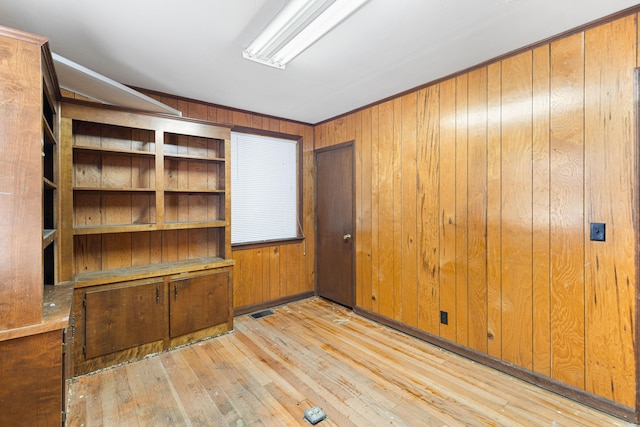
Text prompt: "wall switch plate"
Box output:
[[590, 222, 606, 242], [440, 310, 448, 325], [304, 406, 326, 425]]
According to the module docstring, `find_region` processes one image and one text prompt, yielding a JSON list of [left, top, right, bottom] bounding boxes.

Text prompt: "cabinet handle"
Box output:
[[174, 284, 178, 300], [156, 286, 160, 303]]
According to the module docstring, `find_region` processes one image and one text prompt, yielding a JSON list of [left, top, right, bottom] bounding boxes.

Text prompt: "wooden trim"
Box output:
[[316, 4, 640, 126], [231, 126, 300, 141], [0, 24, 48, 45], [233, 291, 314, 316], [230, 127, 306, 245], [131, 86, 314, 127], [232, 236, 305, 251], [41, 42, 61, 101], [74, 257, 235, 288], [0, 283, 73, 343], [634, 68, 640, 425], [61, 98, 232, 133], [353, 305, 636, 423]]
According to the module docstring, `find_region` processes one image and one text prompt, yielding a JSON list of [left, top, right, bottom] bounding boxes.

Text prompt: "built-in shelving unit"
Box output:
[[43, 85, 58, 287], [0, 25, 72, 427], [60, 100, 234, 375]]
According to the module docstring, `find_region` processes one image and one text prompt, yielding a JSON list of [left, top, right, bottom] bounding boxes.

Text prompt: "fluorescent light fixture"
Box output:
[[243, 0, 369, 69]]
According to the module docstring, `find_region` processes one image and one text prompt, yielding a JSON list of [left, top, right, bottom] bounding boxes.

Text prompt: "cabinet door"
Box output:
[[170, 271, 229, 338], [85, 280, 164, 359], [0, 330, 62, 426]]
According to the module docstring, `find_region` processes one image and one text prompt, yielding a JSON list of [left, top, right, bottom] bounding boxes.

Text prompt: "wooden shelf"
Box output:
[[43, 229, 57, 248], [73, 223, 156, 235], [164, 153, 225, 163], [73, 145, 155, 157], [42, 116, 56, 145], [73, 187, 155, 192], [43, 177, 57, 189], [164, 188, 225, 194], [163, 221, 226, 230], [74, 257, 235, 288]]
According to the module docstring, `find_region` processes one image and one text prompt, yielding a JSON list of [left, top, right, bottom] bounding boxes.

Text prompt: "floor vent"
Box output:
[[249, 309, 274, 320]]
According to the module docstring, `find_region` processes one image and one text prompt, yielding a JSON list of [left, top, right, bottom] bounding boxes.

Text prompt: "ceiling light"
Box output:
[[243, 0, 370, 69]]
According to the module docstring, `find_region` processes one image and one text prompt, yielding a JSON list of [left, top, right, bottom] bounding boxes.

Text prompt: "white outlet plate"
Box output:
[[304, 406, 326, 424]]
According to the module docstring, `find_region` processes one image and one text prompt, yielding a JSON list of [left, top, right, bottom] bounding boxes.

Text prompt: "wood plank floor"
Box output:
[[67, 297, 633, 426]]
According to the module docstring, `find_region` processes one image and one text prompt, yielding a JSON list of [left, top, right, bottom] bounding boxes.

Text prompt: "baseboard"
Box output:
[[234, 291, 315, 317], [353, 306, 636, 423]]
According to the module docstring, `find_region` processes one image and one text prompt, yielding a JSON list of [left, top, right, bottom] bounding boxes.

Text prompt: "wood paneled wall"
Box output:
[[315, 14, 638, 408], [142, 93, 316, 312]]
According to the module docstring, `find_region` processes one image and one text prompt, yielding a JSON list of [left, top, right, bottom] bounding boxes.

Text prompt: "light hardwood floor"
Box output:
[[67, 298, 633, 426]]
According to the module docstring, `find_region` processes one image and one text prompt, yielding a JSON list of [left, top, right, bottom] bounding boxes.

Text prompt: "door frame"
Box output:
[[314, 140, 356, 308]]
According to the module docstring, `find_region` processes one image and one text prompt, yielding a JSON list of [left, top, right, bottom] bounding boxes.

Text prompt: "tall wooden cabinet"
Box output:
[[0, 25, 72, 426], [59, 101, 234, 375]]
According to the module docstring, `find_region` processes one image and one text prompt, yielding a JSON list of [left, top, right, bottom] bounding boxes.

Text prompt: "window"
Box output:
[[231, 131, 301, 245]]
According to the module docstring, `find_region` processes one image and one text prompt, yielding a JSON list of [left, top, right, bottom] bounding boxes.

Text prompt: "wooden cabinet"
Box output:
[[60, 101, 234, 374], [73, 267, 232, 375], [84, 279, 165, 359], [0, 330, 64, 426], [0, 25, 71, 426], [169, 270, 230, 339]]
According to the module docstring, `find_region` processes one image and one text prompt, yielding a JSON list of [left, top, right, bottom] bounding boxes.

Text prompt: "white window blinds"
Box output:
[[231, 132, 298, 244]]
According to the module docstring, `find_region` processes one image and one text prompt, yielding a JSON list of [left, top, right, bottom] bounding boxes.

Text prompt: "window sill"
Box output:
[[231, 236, 305, 251]]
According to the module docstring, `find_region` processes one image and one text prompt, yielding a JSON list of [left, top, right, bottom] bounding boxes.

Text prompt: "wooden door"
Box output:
[[316, 142, 354, 307]]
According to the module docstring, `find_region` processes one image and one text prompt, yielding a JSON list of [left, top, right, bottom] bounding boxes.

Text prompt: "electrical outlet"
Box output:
[[440, 310, 448, 325], [304, 406, 326, 425], [590, 222, 606, 242]]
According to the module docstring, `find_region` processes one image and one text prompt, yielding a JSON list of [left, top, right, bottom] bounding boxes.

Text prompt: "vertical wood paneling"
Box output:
[[550, 33, 585, 389], [484, 62, 501, 357], [334, 117, 347, 144], [216, 108, 232, 125], [278, 245, 288, 298], [439, 78, 457, 341], [455, 75, 469, 346], [285, 244, 299, 295], [232, 250, 251, 308], [532, 45, 552, 376], [269, 247, 280, 300], [584, 16, 636, 406], [401, 93, 418, 327], [102, 234, 132, 270], [393, 98, 403, 322], [251, 248, 264, 303], [262, 247, 270, 300], [188, 103, 207, 120], [417, 86, 440, 335], [360, 108, 373, 311], [354, 111, 364, 308], [500, 51, 533, 369], [232, 111, 251, 127], [377, 101, 395, 319], [370, 105, 380, 312], [302, 123, 315, 292], [467, 68, 488, 353]]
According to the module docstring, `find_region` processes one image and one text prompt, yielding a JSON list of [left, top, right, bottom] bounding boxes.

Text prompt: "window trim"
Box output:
[[230, 126, 304, 248]]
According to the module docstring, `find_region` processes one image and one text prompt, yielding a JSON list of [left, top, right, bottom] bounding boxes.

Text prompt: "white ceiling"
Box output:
[[0, 0, 638, 124]]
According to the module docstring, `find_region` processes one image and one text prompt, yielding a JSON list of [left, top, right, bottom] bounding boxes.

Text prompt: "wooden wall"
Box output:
[[142, 93, 316, 312], [315, 13, 638, 408]]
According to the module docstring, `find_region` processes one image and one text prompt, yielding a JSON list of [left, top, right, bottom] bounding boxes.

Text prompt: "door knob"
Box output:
[[343, 234, 352, 241]]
